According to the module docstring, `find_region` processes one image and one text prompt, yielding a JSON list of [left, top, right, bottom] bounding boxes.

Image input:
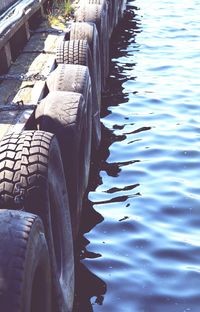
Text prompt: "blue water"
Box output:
[[75, 1, 200, 311]]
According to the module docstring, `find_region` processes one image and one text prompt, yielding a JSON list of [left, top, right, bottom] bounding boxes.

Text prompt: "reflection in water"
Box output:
[[80, 197, 104, 234], [73, 263, 107, 312], [75, 0, 200, 310], [74, 196, 105, 311], [74, 4, 138, 311], [102, 5, 140, 119]]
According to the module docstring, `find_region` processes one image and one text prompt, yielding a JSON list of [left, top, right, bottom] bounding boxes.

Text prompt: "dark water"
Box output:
[[75, 1, 200, 311]]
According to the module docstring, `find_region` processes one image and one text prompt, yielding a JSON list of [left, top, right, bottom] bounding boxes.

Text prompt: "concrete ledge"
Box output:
[[0, 0, 47, 74], [0, 0, 17, 14]]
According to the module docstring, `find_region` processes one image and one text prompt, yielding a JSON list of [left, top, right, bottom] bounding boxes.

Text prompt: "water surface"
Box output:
[[76, 1, 200, 311]]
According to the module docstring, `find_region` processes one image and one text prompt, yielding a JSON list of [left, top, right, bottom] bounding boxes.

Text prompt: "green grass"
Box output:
[[64, 0, 72, 16], [47, 0, 73, 29], [52, 0, 73, 17]]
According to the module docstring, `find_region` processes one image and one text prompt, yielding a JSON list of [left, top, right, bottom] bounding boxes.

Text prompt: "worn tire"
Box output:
[[0, 130, 74, 312], [118, 0, 126, 19], [109, 0, 118, 33], [70, 23, 101, 106], [0, 210, 51, 312], [46, 64, 92, 191], [35, 91, 87, 238], [75, 4, 109, 91], [80, 0, 113, 37], [56, 39, 87, 66], [54, 44, 101, 149], [111, 0, 119, 28], [56, 40, 98, 103]]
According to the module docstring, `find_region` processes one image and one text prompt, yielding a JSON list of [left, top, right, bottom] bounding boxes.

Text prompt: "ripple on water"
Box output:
[[77, 0, 200, 311]]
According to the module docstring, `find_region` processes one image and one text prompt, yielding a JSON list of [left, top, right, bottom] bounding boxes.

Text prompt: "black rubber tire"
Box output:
[[69, 25, 102, 108], [56, 40, 95, 97], [56, 39, 87, 66], [55, 42, 101, 149], [75, 4, 109, 91], [35, 91, 87, 238], [112, 0, 119, 28], [0, 130, 74, 312], [109, 0, 117, 34], [0, 210, 51, 312], [118, 0, 126, 19], [46, 64, 92, 192], [80, 0, 113, 37]]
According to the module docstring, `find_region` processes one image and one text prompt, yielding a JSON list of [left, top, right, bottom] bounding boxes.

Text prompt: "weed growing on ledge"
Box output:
[[64, 0, 73, 16], [47, 0, 74, 29]]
